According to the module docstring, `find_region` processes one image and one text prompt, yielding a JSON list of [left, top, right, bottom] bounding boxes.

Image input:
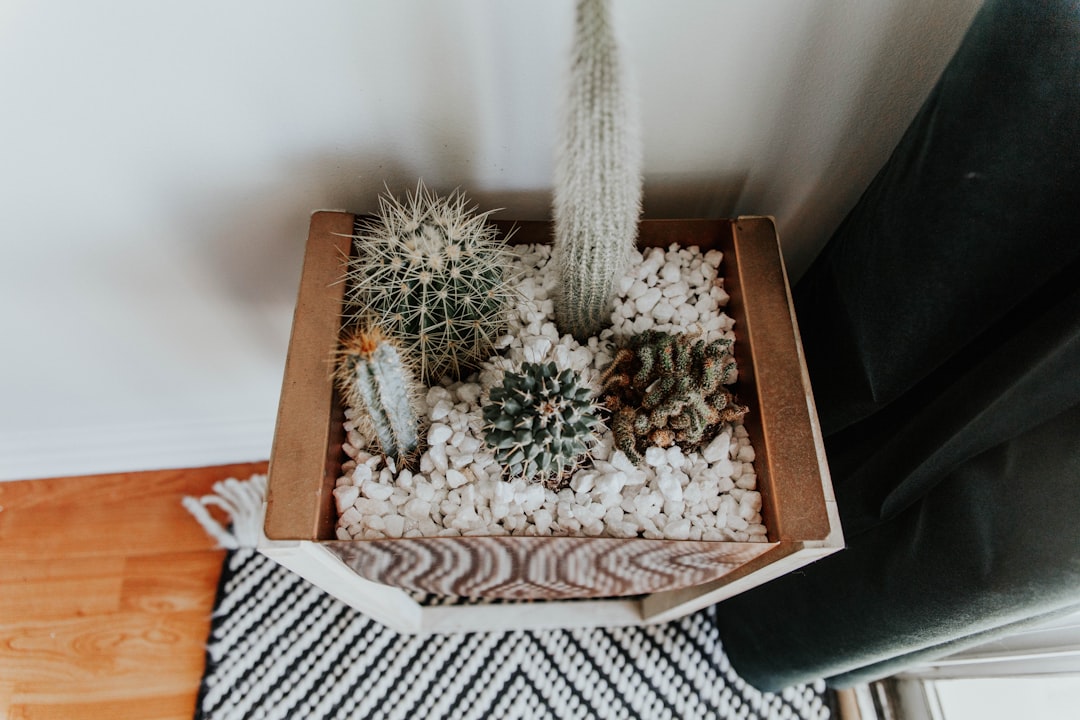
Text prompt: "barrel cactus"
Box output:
[[551, 0, 643, 341], [482, 362, 602, 489], [345, 182, 517, 383], [334, 327, 423, 464], [600, 330, 747, 464]]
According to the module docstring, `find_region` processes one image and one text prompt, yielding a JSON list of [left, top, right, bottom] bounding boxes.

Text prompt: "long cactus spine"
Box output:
[[345, 182, 517, 383], [335, 328, 421, 463], [552, 0, 643, 341]]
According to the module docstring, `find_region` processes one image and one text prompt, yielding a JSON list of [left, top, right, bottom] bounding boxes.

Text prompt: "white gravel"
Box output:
[[335, 243, 765, 543]]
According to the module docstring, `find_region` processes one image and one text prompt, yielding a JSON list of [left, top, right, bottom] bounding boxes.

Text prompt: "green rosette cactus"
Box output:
[[552, 0, 643, 341], [334, 327, 423, 464], [600, 330, 747, 464], [482, 362, 601, 489], [345, 182, 517, 383]]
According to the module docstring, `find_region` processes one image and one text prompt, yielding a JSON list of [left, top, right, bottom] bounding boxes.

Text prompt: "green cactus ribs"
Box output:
[[600, 330, 748, 464], [344, 181, 517, 384], [482, 361, 602, 490]]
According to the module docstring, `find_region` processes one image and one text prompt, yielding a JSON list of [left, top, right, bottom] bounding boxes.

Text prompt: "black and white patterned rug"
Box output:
[[195, 548, 834, 720]]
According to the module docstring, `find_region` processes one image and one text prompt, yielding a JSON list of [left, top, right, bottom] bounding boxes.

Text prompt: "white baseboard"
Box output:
[[0, 415, 274, 481]]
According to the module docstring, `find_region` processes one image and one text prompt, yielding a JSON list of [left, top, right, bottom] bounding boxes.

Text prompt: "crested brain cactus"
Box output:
[[600, 330, 748, 464], [345, 182, 517, 383], [334, 327, 423, 464], [552, 0, 643, 342], [482, 361, 602, 489]]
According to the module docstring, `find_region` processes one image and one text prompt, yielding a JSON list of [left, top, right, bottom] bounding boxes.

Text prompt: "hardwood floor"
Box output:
[[0, 462, 267, 720]]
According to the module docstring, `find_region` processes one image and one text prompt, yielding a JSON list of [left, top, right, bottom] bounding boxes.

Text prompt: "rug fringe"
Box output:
[[183, 474, 268, 549]]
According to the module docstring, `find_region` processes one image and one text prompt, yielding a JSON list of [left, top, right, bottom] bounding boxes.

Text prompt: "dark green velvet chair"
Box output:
[[714, 0, 1080, 690]]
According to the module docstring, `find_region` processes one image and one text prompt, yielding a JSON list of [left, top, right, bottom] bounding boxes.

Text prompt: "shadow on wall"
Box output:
[[643, 172, 749, 220], [166, 152, 558, 358], [163, 152, 408, 358]]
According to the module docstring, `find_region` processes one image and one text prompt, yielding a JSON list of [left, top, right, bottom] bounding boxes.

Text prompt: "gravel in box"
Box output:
[[334, 242, 764, 543]]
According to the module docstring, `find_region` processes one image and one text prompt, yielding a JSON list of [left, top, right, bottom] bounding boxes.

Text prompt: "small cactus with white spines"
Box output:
[[552, 0, 643, 341], [345, 182, 518, 383], [334, 327, 423, 464], [482, 361, 602, 489]]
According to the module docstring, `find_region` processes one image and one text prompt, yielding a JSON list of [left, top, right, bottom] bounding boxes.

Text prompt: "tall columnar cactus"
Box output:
[[482, 361, 602, 489], [334, 327, 422, 464], [345, 181, 517, 383], [552, 0, 643, 342], [600, 330, 747, 464]]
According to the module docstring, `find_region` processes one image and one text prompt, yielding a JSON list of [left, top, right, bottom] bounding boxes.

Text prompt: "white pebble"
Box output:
[[736, 473, 757, 490], [635, 287, 662, 314], [404, 498, 431, 521], [428, 423, 453, 446], [414, 481, 436, 502], [445, 468, 469, 488], [456, 383, 481, 406], [739, 491, 762, 515], [728, 515, 749, 532], [644, 446, 667, 467], [677, 304, 699, 324], [633, 492, 663, 518], [651, 301, 676, 324], [665, 446, 687, 469], [664, 519, 692, 540], [594, 472, 626, 497], [519, 484, 546, 512], [702, 432, 731, 464], [660, 261, 682, 284], [570, 472, 596, 493], [426, 386, 452, 406], [431, 399, 454, 421], [361, 483, 394, 501], [340, 506, 362, 527], [657, 472, 684, 503], [333, 485, 359, 512], [533, 508, 553, 533], [357, 498, 391, 516], [384, 515, 405, 538], [428, 443, 449, 473], [610, 451, 637, 474]]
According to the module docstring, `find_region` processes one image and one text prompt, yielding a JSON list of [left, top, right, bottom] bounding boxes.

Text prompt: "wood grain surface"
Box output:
[[0, 462, 266, 720]]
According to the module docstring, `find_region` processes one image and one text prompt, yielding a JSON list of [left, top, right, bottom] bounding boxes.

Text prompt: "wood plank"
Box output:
[[0, 611, 211, 697], [0, 558, 124, 621], [120, 551, 225, 613], [264, 211, 354, 542], [0, 462, 266, 720], [0, 461, 266, 560], [6, 694, 198, 720]]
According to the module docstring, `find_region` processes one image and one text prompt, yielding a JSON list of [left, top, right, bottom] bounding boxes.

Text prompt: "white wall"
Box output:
[[0, 0, 981, 481]]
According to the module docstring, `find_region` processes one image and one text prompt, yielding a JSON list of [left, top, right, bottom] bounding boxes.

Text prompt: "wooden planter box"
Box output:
[[260, 211, 842, 634]]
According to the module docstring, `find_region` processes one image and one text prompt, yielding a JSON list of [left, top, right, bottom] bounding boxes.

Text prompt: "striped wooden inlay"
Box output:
[[327, 537, 775, 600]]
